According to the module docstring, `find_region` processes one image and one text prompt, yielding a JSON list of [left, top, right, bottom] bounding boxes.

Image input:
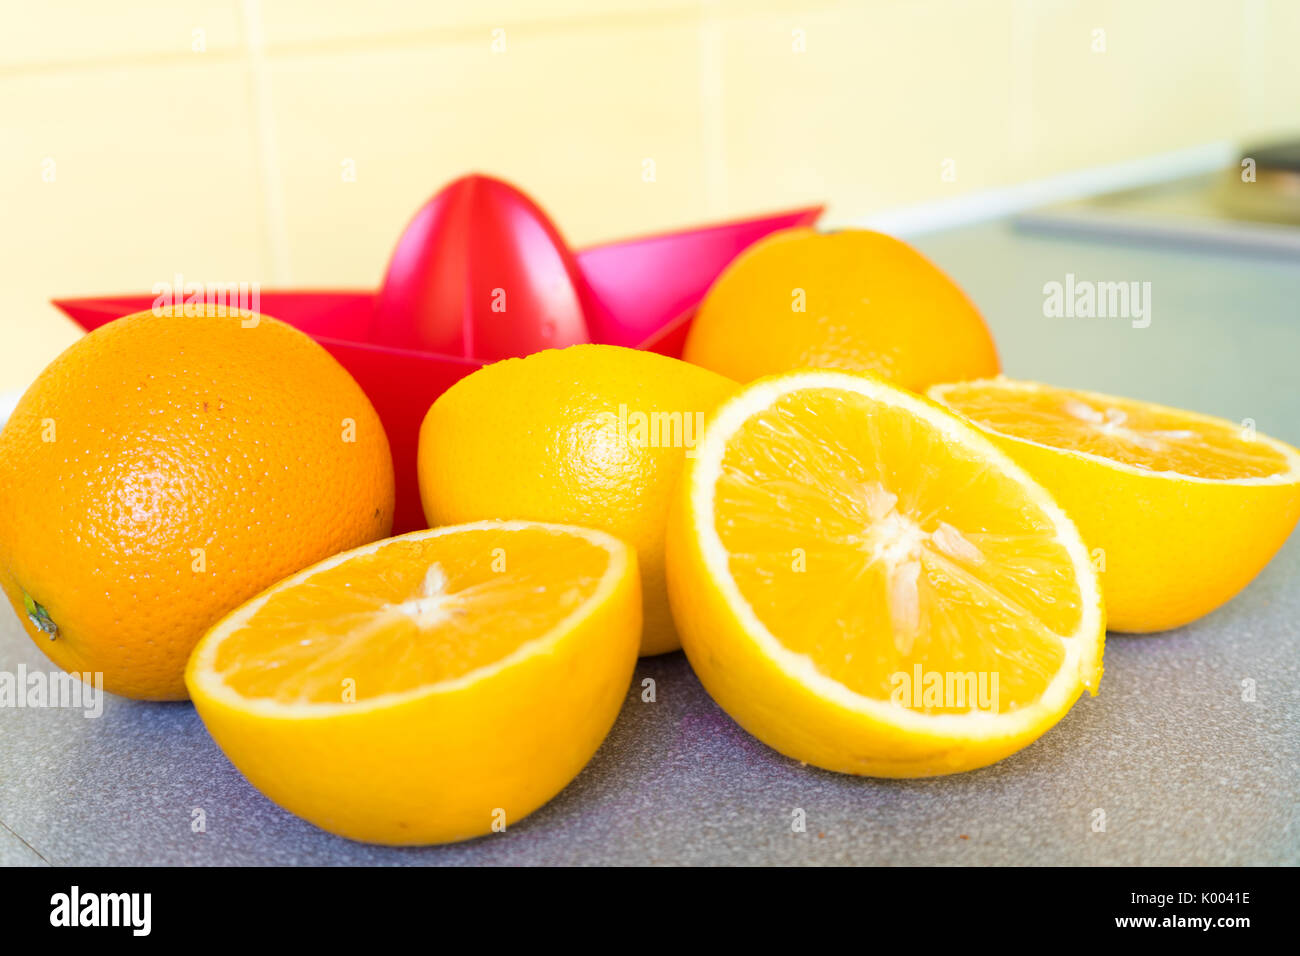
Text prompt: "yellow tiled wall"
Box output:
[[4, 0, 1297, 393]]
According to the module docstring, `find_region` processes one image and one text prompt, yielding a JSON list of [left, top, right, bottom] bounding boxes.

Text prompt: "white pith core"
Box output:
[[1063, 399, 1196, 455], [386, 563, 454, 628], [850, 483, 988, 655]]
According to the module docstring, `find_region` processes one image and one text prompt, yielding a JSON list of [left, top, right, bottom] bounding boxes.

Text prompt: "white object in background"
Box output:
[[851, 141, 1236, 237], [0, 390, 18, 426]]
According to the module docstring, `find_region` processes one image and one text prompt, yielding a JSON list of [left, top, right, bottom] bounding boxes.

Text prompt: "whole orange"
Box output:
[[0, 307, 394, 700], [417, 344, 735, 656], [683, 228, 1000, 390]]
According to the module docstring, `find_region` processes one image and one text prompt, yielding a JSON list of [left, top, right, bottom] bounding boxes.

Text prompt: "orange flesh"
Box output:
[[713, 388, 1081, 714], [939, 383, 1290, 480], [210, 527, 609, 704]]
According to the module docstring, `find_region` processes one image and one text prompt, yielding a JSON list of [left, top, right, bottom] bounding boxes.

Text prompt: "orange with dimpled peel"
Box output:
[[684, 228, 1000, 391], [416, 344, 735, 656], [0, 307, 394, 700]]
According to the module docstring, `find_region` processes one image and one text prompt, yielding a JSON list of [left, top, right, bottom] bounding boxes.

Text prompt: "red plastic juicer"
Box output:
[[55, 174, 822, 532]]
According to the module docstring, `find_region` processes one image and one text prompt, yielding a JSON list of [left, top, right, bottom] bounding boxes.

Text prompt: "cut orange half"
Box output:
[[185, 520, 640, 845], [929, 378, 1300, 632], [665, 370, 1104, 777]]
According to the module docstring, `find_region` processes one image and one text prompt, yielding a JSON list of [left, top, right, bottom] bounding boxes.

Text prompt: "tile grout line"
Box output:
[[241, 8, 701, 59], [0, 48, 246, 79], [0, 9, 700, 77], [699, 1, 727, 218], [1009, 0, 1034, 170], [239, 0, 292, 285], [1240, 0, 1266, 133]]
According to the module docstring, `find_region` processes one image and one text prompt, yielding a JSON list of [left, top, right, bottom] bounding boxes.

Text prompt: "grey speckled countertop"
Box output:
[[2, 220, 1298, 866]]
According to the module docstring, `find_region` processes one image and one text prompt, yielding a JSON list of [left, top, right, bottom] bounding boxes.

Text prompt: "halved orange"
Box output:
[[185, 520, 640, 845], [665, 370, 1104, 777], [929, 378, 1300, 632]]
